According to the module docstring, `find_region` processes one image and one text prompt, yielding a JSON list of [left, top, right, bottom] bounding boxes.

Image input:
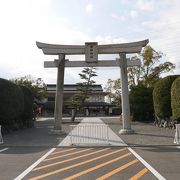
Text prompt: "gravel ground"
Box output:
[[101, 117, 176, 146]]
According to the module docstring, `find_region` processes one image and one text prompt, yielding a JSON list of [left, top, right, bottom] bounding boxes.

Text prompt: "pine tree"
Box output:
[[71, 67, 97, 121]]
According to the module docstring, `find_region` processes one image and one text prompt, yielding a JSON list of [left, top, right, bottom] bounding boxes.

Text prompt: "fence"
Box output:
[[0, 125, 3, 144], [174, 124, 180, 144], [70, 124, 109, 145]]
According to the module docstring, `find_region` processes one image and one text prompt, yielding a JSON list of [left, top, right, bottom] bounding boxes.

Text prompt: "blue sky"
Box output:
[[0, 0, 179, 87]]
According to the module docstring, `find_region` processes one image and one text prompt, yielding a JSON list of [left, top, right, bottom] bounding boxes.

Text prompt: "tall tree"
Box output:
[[128, 45, 175, 87], [104, 79, 114, 103], [11, 75, 47, 102], [71, 67, 97, 121], [104, 78, 121, 105]]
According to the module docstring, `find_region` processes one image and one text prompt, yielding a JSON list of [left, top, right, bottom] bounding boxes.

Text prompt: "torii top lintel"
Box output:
[[36, 39, 149, 55]]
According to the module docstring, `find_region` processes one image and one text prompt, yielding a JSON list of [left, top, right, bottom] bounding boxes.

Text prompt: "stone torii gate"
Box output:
[[36, 39, 149, 135]]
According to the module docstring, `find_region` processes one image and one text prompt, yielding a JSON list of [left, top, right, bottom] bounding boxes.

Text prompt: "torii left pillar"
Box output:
[[119, 53, 134, 134], [49, 54, 66, 135]]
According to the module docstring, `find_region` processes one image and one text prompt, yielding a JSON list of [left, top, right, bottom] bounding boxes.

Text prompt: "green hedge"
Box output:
[[153, 75, 179, 118], [130, 85, 153, 121], [20, 86, 34, 127], [0, 78, 24, 131], [171, 77, 180, 121]]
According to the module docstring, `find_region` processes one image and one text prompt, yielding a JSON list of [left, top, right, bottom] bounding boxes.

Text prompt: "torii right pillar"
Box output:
[[119, 53, 134, 134]]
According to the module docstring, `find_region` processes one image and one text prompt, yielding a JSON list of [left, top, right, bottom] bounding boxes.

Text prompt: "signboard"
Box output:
[[85, 42, 98, 63]]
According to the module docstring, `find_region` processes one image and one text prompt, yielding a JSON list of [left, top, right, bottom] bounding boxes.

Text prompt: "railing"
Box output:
[[154, 115, 177, 129], [0, 125, 3, 144], [174, 124, 180, 144], [70, 124, 109, 145]]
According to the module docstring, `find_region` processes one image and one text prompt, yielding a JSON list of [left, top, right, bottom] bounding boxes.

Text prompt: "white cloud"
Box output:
[[85, 4, 93, 13], [141, 1, 180, 74], [111, 13, 126, 21], [0, 0, 91, 83], [137, 0, 154, 11], [112, 10, 138, 21], [0, 0, 123, 86], [0, 0, 135, 85], [0, 0, 179, 87], [129, 10, 138, 18], [96, 35, 127, 45]]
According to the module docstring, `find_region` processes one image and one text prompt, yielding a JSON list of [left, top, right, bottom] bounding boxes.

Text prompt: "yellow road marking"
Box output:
[[50, 148, 76, 155], [33, 148, 111, 171], [129, 168, 148, 180], [43, 148, 92, 162], [29, 148, 126, 180], [64, 152, 131, 180], [96, 159, 139, 180]]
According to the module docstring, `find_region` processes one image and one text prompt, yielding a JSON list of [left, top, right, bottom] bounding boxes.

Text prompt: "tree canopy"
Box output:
[[71, 67, 97, 120], [128, 45, 175, 87], [104, 78, 121, 105], [104, 45, 176, 122], [11, 75, 47, 102], [71, 67, 97, 106]]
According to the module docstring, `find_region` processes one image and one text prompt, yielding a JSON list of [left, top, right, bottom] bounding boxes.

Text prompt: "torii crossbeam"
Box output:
[[36, 39, 149, 135]]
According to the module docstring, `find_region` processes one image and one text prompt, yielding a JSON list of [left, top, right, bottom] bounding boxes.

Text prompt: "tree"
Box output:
[[20, 86, 34, 127], [0, 78, 24, 131], [11, 75, 47, 102], [104, 79, 114, 103], [130, 85, 153, 121], [128, 45, 175, 87], [112, 79, 121, 105], [171, 77, 180, 122], [128, 56, 141, 86], [104, 78, 121, 105], [71, 67, 97, 121], [153, 75, 179, 119]]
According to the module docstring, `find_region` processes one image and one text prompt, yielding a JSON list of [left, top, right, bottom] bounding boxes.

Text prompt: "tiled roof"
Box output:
[[47, 84, 103, 92]]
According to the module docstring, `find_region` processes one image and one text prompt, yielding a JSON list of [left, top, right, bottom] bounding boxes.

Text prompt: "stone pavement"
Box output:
[[59, 118, 125, 146]]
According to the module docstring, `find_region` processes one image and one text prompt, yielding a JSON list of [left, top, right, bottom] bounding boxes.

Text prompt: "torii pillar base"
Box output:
[[119, 128, 134, 135]]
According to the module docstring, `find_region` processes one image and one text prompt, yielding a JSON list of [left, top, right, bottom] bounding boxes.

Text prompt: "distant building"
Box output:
[[44, 84, 117, 116]]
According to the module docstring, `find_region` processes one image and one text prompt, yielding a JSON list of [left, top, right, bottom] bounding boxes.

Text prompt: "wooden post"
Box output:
[[49, 54, 66, 134], [119, 53, 134, 134]]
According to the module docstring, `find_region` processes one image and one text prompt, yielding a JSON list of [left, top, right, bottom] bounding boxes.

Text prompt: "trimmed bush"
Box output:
[[0, 78, 24, 131], [153, 75, 179, 118], [130, 85, 153, 121], [20, 86, 34, 127], [171, 77, 180, 121]]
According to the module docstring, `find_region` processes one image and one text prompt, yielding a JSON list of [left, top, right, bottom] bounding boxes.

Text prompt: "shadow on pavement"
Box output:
[[135, 146, 180, 153], [0, 119, 70, 154], [134, 132, 173, 139]]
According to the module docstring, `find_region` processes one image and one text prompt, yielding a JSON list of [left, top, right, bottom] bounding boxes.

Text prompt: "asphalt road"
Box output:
[[22, 147, 157, 180], [0, 117, 179, 180], [0, 147, 50, 180]]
